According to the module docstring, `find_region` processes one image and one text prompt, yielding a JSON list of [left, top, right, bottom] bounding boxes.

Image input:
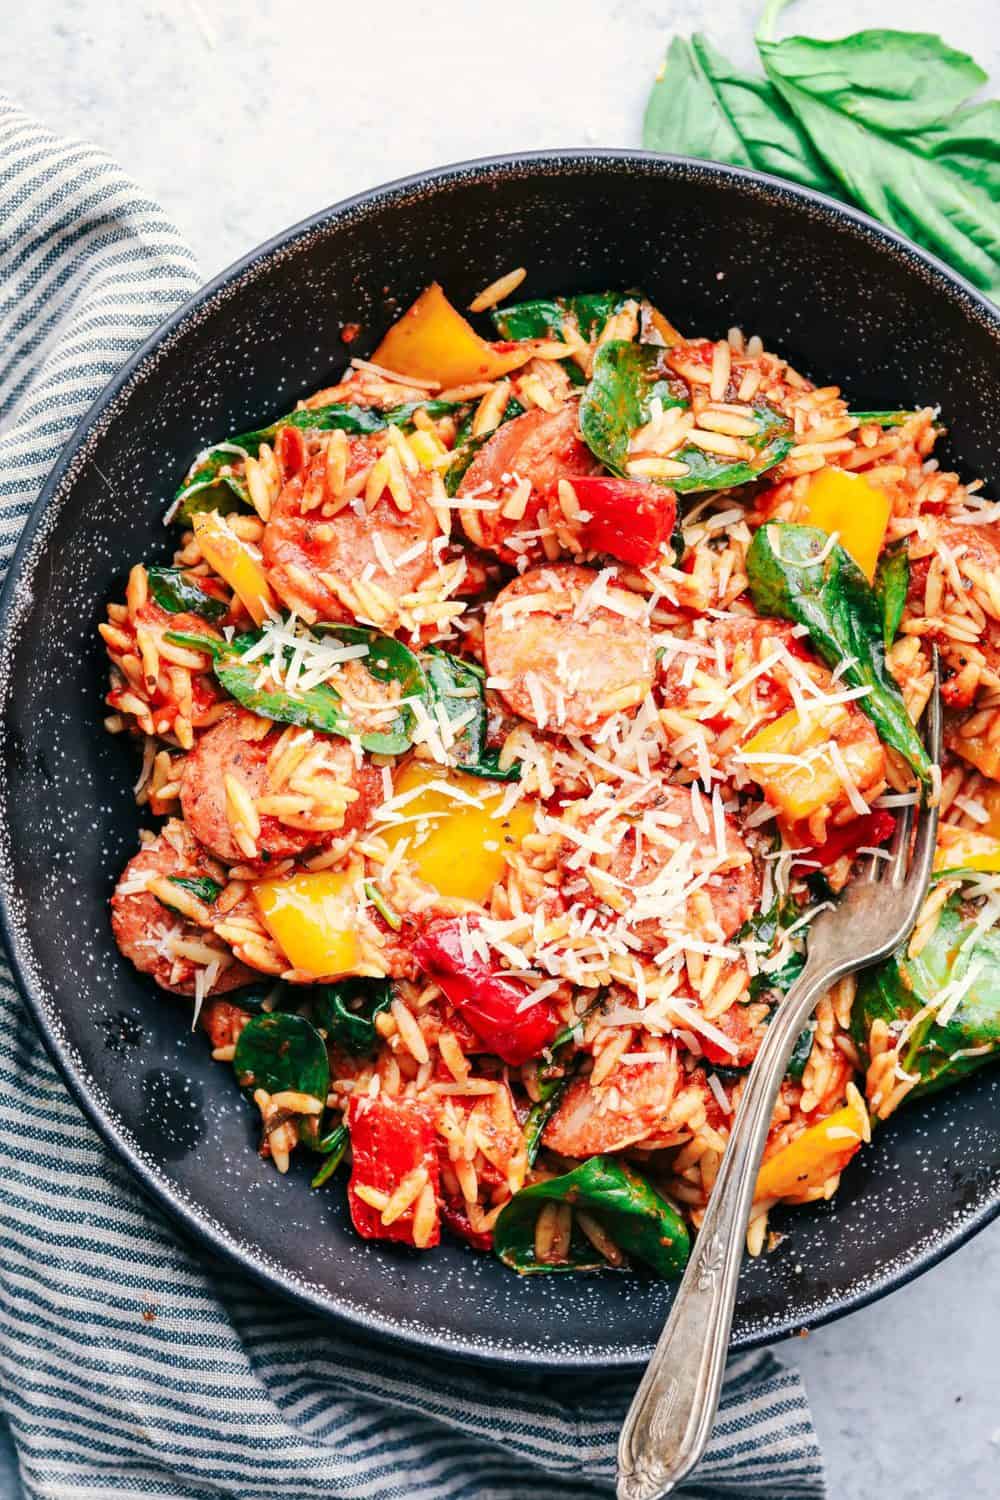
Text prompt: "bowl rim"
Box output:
[[2, 147, 1000, 1369]]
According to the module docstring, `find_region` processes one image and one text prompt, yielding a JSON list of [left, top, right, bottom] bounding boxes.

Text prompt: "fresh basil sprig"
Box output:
[[643, 7, 1000, 300]]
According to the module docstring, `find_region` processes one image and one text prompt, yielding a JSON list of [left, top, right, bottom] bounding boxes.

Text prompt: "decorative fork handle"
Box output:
[[617, 960, 842, 1500]]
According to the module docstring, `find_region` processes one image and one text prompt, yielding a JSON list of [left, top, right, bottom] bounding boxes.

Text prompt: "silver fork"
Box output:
[[617, 664, 942, 1500]]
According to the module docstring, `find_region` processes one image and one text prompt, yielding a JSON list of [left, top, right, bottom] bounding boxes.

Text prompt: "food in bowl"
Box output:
[[100, 274, 1000, 1276]]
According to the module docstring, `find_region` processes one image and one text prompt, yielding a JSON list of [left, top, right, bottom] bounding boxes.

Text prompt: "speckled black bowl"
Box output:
[[1, 151, 999, 1368]]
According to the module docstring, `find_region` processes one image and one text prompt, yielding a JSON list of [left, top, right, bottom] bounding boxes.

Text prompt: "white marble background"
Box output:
[[2, 2, 1000, 1496]]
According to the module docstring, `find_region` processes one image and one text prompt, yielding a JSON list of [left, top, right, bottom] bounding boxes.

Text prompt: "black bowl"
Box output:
[[2, 151, 999, 1369]]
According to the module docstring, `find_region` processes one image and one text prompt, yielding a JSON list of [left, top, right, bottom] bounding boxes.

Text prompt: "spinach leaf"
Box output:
[[147, 566, 228, 621], [459, 747, 521, 783], [314, 978, 393, 1054], [852, 893, 1000, 1098], [737, 898, 810, 1075], [166, 626, 421, 755], [445, 397, 524, 496], [311, 1124, 349, 1186], [175, 398, 462, 521], [757, 20, 1000, 299], [491, 291, 630, 343], [421, 647, 487, 768], [165, 875, 222, 906], [746, 523, 931, 781], [643, 34, 842, 198], [580, 340, 793, 494], [232, 1012, 330, 1103], [493, 1157, 690, 1278], [786, 1022, 815, 1081], [874, 540, 910, 649], [848, 410, 919, 427]]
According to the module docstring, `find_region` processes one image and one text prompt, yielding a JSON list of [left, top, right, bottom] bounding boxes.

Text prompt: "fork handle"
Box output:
[[616, 962, 835, 1500]]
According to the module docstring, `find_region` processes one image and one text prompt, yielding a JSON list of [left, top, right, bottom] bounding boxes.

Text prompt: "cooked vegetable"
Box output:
[[315, 978, 393, 1054], [738, 899, 809, 1076], [190, 511, 275, 626], [801, 467, 890, 582], [644, 17, 1000, 299], [232, 1011, 330, 1151], [363, 880, 402, 931], [378, 761, 534, 904], [491, 291, 630, 344], [310, 1124, 349, 1188], [755, 1091, 868, 1201], [421, 647, 488, 768], [147, 566, 227, 621], [165, 626, 418, 754], [372, 282, 536, 387], [521, 1000, 606, 1164], [460, 746, 521, 783], [852, 889, 1000, 1098], [412, 917, 561, 1067], [790, 808, 896, 872], [644, 34, 841, 197], [253, 870, 361, 979], [874, 540, 910, 649], [849, 410, 921, 427], [165, 875, 222, 907], [346, 1092, 440, 1247], [493, 1157, 690, 1277], [175, 397, 460, 519], [746, 523, 931, 781], [580, 340, 793, 494], [444, 397, 524, 495], [567, 475, 677, 567], [742, 707, 853, 822]]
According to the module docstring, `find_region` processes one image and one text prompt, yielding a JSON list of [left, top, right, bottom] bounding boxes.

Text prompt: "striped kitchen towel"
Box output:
[[0, 95, 826, 1500]]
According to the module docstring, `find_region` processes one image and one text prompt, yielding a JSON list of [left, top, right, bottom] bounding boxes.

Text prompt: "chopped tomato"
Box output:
[[274, 424, 308, 480], [346, 1093, 440, 1247], [789, 810, 896, 872]]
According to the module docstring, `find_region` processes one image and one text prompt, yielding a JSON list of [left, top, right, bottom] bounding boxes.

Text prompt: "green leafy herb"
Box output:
[[175, 398, 462, 521], [364, 880, 402, 931], [494, 1157, 690, 1278], [746, 523, 931, 781], [580, 340, 793, 494], [314, 978, 393, 1055], [874, 540, 910, 649], [852, 891, 1000, 1098], [164, 875, 222, 907], [736, 898, 810, 1075], [459, 747, 521, 783], [147, 566, 228, 621], [232, 1013, 330, 1147], [421, 647, 488, 768], [165, 626, 421, 755], [849, 410, 920, 428], [445, 398, 524, 496], [311, 1125, 349, 1187], [644, 34, 841, 197], [491, 293, 634, 384]]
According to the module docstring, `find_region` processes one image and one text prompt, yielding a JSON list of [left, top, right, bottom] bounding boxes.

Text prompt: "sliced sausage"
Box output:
[[543, 1045, 680, 1157], [111, 824, 253, 995], [262, 443, 441, 624], [658, 614, 808, 731], [457, 404, 596, 565], [483, 563, 655, 735], [908, 522, 1000, 706], [180, 708, 383, 867]]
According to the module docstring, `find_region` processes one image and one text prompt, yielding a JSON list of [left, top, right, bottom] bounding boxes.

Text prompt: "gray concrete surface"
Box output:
[[1, 2, 998, 1495]]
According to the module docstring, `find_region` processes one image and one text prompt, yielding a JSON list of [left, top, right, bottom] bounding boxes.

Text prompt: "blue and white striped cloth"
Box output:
[[0, 95, 827, 1499]]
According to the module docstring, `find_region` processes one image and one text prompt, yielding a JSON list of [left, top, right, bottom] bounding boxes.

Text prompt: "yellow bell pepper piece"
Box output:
[[741, 709, 845, 823], [934, 822, 1000, 874], [801, 467, 891, 582], [755, 1091, 868, 1203], [254, 869, 361, 979], [192, 510, 276, 626], [948, 726, 1000, 784], [379, 760, 535, 904], [372, 283, 535, 388]]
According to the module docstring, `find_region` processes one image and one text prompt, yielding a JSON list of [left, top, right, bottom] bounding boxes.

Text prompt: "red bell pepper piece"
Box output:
[[439, 1193, 494, 1252], [275, 423, 308, 480], [790, 810, 896, 872], [412, 917, 561, 1067], [569, 476, 677, 568], [346, 1093, 440, 1247]]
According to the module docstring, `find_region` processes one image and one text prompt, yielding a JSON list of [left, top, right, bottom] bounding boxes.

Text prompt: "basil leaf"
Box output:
[[147, 566, 228, 621], [317, 624, 426, 755], [165, 875, 222, 906], [232, 1013, 330, 1102], [421, 647, 487, 768], [757, 26, 1000, 299], [314, 978, 393, 1055], [494, 1157, 690, 1278], [874, 540, 910, 649], [175, 398, 462, 521], [746, 523, 931, 781], [853, 893, 1000, 1099], [643, 34, 841, 198]]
